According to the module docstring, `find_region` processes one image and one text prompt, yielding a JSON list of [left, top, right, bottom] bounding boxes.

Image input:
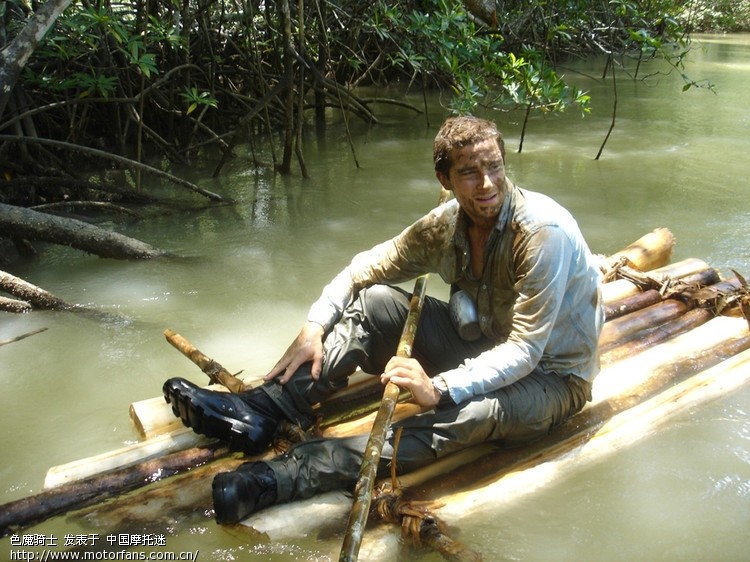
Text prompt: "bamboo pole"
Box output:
[[339, 259, 431, 561], [339, 188, 452, 561]]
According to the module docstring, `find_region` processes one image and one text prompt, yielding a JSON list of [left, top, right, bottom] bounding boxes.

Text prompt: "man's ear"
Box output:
[[436, 171, 452, 191]]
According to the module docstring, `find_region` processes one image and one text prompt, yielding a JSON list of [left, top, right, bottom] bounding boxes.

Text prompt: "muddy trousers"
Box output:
[[258, 284, 592, 504]]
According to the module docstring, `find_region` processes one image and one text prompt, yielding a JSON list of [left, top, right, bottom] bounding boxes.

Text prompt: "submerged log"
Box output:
[[0, 295, 32, 313], [0, 269, 75, 310], [0, 327, 47, 345], [0, 202, 164, 259]]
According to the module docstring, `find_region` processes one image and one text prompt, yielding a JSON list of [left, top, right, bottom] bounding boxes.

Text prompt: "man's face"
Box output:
[[437, 138, 506, 227]]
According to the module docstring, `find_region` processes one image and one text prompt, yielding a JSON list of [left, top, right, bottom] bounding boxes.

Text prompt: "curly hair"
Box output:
[[433, 116, 506, 175]]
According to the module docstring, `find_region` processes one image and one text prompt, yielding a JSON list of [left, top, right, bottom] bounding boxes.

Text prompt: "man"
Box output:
[[163, 115, 604, 524]]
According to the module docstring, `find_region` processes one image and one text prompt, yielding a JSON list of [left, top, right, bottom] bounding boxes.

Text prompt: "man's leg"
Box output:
[[213, 369, 591, 522], [163, 284, 480, 455]]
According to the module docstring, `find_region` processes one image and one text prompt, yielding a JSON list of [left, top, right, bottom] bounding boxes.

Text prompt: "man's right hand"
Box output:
[[264, 321, 326, 384]]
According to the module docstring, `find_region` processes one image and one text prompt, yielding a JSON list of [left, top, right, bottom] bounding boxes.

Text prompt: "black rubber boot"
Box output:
[[212, 462, 278, 524], [162, 378, 283, 455]]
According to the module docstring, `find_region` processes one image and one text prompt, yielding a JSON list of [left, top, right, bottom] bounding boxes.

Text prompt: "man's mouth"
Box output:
[[476, 193, 498, 204]]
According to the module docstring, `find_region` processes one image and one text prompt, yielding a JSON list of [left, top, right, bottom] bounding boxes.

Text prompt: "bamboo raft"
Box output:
[[1, 228, 749, 561]]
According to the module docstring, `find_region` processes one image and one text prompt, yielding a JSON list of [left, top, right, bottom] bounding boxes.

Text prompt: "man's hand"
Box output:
[[380, 356, 440, 409], [265, 321, 326, 384]]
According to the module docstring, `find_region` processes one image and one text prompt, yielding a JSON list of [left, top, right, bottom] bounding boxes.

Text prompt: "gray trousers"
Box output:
[[262, 285, 591, 504]]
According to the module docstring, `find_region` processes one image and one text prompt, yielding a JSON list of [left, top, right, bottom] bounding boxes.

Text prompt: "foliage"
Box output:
[[0, 0, 730, 188], [677, 0, 750, 32], [364, 0, 591, 115]]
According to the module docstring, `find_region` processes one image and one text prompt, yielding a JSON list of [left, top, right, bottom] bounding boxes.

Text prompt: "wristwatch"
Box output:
[[432, 376, 454, 408]]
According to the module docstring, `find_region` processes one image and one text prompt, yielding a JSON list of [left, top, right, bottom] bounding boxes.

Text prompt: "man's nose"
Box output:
[[480, 170, 494, 189]]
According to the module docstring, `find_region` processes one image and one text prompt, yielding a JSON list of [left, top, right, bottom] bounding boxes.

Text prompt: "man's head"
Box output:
[[433, 116, 506, 176], [433, 116, 507, 228]]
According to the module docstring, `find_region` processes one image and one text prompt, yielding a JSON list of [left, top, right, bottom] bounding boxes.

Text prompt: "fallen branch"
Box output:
[[0, 270, 75, 310], [163, 329, 250, 393], [0, 203, 164, 259], [0, 327, 47, 345], [0, 295, 32, 313], [0, 135, 227, 202]]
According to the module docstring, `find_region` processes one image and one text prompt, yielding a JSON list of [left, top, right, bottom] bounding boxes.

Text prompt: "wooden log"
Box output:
[[604, 267, 720, 321], [432, 345, 750, 525], [604, 289, 662, 321], [43, 428, 214, 489], [0, 443, 231, 538], [0, 295, 32, 313], [0, 269, 75, 310], [599, 298, 689, 350], [603, 227, 675, 272], [600, 308, 714, 365], [602, 258, 710, 304], [0, 202, 165, 259]]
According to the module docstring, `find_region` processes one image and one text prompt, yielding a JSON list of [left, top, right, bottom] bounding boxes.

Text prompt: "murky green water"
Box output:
[[1, 34, 749, 561]]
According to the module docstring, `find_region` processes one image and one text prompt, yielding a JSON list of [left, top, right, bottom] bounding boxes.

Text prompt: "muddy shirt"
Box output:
[[307, 182, 604, 404]]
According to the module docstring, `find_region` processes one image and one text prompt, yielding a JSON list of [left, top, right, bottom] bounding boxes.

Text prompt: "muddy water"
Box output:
[[1, 34, 748, 561]]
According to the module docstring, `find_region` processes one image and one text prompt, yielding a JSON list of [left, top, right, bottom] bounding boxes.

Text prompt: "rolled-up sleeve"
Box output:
[[306, 206, 453, 332]]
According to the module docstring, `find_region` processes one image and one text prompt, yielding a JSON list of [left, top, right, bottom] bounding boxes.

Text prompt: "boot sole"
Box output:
[[163, 380, 268, 455]]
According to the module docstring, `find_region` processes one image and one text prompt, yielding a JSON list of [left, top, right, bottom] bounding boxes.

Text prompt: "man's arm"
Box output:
[[440, 225, 574, 403]]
